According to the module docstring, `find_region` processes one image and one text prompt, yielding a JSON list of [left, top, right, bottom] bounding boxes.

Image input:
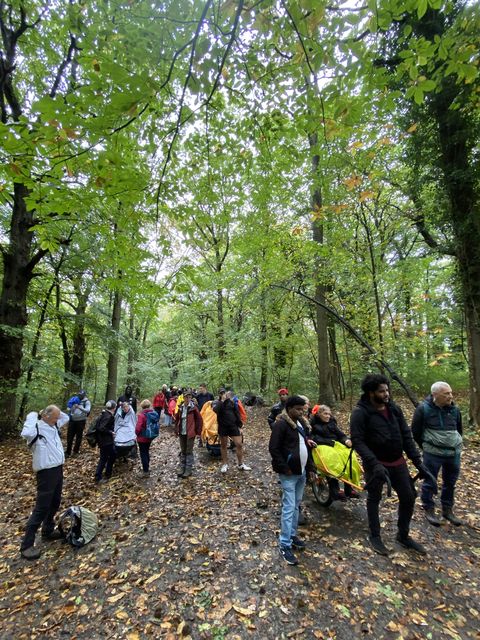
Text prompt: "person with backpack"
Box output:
[[135, 399, 159, 477], [175, 391, 203, 478], [65, 390, 91, 457], [94, 400, 117, 484], [20, 405, 70, 560]]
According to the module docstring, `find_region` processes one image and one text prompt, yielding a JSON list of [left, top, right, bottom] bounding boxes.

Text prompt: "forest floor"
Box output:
[[0, 405, 480, 640]]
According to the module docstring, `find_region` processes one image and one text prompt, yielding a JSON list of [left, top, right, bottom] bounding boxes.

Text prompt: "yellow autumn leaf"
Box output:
[[407, 123, 418, 133], [115, 610, 129, 620], [144, 573, 162, 585], [233, 604, 256, 616], [107, 593, 126, 603]]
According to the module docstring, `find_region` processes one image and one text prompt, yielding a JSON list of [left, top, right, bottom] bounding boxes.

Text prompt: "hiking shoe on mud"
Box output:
[[21, 546, 41, 560], [424, 508, 441, 527], [442, 508, 462, 526], [368, 535, 390, 556], [291, 536, 306, 550], [280, 546, 298, 565], [220, 464, 228, 474], [238, 463, 251, 470], [396, 534, 426, 555]]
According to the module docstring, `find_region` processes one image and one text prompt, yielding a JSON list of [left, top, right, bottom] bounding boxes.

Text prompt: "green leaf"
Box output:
[[417, 0, 428, 19]]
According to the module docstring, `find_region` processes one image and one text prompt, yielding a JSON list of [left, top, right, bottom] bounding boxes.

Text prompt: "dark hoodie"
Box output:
[[350, 397, 421, 470], [117, 386, 137, 413]]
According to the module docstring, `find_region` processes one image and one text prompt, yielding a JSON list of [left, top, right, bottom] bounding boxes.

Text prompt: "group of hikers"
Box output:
[[19, 375, 463, 567]]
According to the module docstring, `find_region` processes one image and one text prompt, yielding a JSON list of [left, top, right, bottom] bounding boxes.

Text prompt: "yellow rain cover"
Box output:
[[312, 442, 363, 491], [200, 401, 219, 446]]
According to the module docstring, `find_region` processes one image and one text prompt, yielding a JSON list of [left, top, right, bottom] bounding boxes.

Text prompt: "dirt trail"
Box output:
[[0, 407, 479, 639]]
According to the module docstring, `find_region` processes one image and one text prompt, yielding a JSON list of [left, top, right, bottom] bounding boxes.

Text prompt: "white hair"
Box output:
[[431, 381, 451, 394]]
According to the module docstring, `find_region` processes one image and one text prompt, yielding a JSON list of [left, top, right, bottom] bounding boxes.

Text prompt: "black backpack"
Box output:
[[86, 415, 101, 448]]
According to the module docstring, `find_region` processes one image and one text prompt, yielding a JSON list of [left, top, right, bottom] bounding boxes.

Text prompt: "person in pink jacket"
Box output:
[[174, 391, 203, 478], [135, 399, 159, 477]]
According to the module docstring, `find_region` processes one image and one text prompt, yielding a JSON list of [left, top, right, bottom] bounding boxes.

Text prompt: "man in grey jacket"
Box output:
[[66, 390, 91, 457], [412, 381, 463, 526], [20, 405, 69, 559]]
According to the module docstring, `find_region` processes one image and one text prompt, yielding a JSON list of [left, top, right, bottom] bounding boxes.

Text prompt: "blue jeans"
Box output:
[[278, 472, 306, 547], [421, 451, 461, 510]]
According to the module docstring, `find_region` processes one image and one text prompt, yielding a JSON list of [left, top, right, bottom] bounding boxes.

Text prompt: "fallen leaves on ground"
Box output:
[[0, 404, 479, 639]]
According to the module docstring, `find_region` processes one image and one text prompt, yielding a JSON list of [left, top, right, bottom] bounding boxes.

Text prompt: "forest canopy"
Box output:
[[0, 0, 479, 436]]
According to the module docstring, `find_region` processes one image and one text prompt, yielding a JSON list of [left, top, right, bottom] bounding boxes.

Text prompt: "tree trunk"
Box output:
[[105, 288, 122, 403], [432, 77, 480, 425], [259, 297, 268, 394], [310, 139, 335, 405], [70, 283, 90, 385], [0, 183, 37, 436]]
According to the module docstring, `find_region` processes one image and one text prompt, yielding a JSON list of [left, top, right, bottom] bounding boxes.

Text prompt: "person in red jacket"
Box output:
[[175, 391, 203, 478], [135, 399, 159, 477], [153, 387, 167, 420]]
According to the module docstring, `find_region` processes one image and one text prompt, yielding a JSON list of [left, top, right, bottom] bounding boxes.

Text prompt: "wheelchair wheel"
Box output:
[[311, 474, 333, 507]]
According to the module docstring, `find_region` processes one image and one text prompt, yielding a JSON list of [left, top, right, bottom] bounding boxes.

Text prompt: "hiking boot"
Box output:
[[442, 507, 462, 526], [142, 470, 150, 477], [396, 534, 426, 555], [291, 536, 306, 550], [238, 463, 251, 471], [424, 507, 442, 527], [349, 490, 360, 499], [368, 535, 390, 556], [220, 464, 228, 474], [182, 467, 192, 478], [279, 545, 298, 565], [21, 546, 41, 560], [41, 530, 63, 541]]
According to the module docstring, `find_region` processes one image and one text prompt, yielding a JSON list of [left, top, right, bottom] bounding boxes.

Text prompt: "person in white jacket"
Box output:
[[114, 402, 137, 459], [20, 405, 69, 560]]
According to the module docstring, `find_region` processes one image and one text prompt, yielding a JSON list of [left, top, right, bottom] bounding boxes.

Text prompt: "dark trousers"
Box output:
[[365, 462, 415, 539], [66, 419, 87, 455], [179, 435, 195, 456], [328, 478, 353, 497], [95, 444, 115, 481], [138, 441, 152, 472], [21, 466, 63, 550], [421, 451, 461, 510]]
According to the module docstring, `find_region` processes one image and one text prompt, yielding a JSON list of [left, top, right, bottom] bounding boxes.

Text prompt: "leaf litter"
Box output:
[[0, 405, 479, 639]]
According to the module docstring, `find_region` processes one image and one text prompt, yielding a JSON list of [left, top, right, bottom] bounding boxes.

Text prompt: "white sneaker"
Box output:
[[238, 463, 251, 471], [220, 464, 228, 474]]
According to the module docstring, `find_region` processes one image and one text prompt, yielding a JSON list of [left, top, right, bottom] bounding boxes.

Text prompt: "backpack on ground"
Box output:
[[142, 410, 160, 439], [58, 506, 98, 547], [86, 415, 101, 448]]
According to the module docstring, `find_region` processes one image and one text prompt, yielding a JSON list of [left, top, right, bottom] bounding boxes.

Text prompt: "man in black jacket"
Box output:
[[269, 395, 316, 565], [351, 374, 430, 556], [94, 400, 117, 484], [267, 388, 289, 429]]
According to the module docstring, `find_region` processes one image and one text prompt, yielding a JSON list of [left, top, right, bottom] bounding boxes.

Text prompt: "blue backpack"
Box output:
[[142, 410, 160, 439]]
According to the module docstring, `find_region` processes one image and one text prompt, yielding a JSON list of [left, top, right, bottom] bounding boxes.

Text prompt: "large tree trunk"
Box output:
[[310, 139, 335, 405], [70, 283, 90, 385], [105, 288, 122, 403], [0, 183, 37, 436], [432, 75, 480, 425]]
